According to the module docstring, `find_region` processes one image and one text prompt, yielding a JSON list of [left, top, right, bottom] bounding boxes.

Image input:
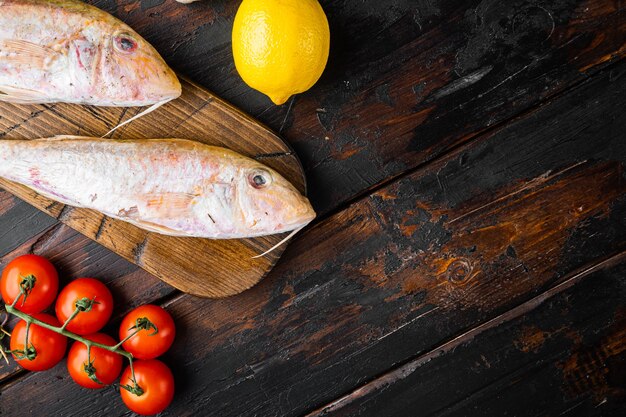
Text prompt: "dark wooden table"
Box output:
[[1, 0, 625, 416]]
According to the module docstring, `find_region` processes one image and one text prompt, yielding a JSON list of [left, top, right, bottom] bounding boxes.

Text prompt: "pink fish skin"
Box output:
[[0, 0, 181, 106], [0, 136, 316, 238]]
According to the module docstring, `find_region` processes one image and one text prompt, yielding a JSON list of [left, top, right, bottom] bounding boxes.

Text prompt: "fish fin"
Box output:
[[0, 84, 47, 104], [121, 217, 190, 237], [143, 192, 199, 214], [0, 40, 62, 69], [113, 200, 195, 236]]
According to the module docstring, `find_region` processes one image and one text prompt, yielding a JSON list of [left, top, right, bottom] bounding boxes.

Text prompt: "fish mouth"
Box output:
[[281, 202, 316, 231], [300, 206, 317, 225], [142, 63, 181, 102], [155, 72, 182, 101], [167, 75, 183, 98]]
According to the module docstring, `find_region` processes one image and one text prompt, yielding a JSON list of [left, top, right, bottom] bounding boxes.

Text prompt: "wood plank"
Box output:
[[2, 55, 624, 416], [0, 0, 616, 303], [307, 252, 626, 417], [0, 77, 307, 298], [0, 191, 57, 258], [98, 0, 626, 215], [0, 223, 175, 383]]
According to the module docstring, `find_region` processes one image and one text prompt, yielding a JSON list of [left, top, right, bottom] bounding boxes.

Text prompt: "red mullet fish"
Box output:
[[0, 0, 181, 107], [0, 136, 315, 240]]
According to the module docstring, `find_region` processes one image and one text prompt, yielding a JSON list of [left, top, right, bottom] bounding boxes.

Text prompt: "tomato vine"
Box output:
[[0, 276, 152, 395]]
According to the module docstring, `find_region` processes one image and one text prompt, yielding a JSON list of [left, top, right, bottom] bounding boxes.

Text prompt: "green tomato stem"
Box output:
[[129, 357, 138, 383], [2, 285, 145, 395], [24, 320, 31, 351], [60, 307, 81, 332], [5, 304, 134, 362], [111, 328, 140, 350], [10, 292, 21, 308]]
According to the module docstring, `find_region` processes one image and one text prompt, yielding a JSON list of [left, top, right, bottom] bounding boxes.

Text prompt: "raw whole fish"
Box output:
[[0, 0, 181, 106], [0, 136, 316, 239]]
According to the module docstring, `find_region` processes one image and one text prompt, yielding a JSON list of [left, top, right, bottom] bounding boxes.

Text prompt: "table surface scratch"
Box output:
[[0, 1, 624, 416]]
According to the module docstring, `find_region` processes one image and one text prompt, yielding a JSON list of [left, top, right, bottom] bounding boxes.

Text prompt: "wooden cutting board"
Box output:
[[0, 78, 307, 298]]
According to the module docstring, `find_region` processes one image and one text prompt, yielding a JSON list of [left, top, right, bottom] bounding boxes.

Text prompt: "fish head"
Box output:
[[73, 21, 181, 106], [229, 161, 316, 236]]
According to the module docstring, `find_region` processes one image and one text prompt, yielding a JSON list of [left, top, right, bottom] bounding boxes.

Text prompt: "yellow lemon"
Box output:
[[232, 0, 330, 105]]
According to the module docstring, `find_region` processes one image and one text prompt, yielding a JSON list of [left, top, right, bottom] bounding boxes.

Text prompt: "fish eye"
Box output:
[[248, 169, 272, 189], [113, 33, 138, 54]]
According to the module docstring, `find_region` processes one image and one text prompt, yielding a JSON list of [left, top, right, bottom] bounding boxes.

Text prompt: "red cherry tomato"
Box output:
[[119, 305, 175, 359], [55, 278, 113, 335], [10, 313, 67, 371], [120, 359, 175, 415], [1, 255, 58, 313], [67, 333, 123, 389]]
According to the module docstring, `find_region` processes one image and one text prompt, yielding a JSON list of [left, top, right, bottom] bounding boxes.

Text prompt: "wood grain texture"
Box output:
[[2, 56, 623, 417], [94, 0, 626, 215], [0, 1, 625, 415], [307, 252, 626, 417], [152, 63, 626, 417], [0, 191, 57, 258], [0, 78, 307, 298]]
